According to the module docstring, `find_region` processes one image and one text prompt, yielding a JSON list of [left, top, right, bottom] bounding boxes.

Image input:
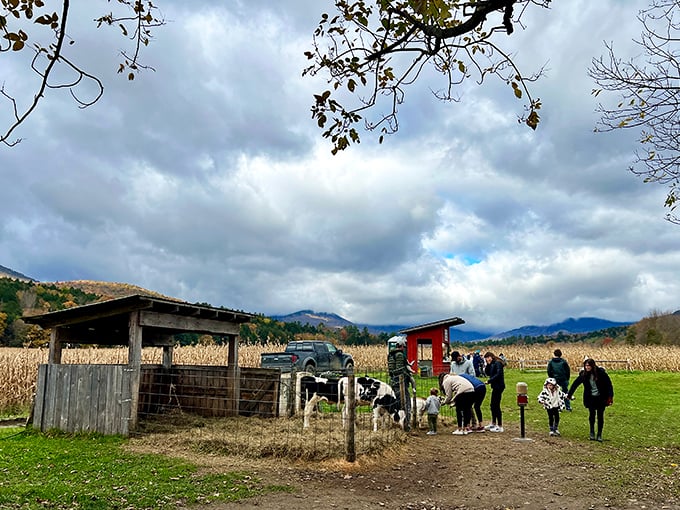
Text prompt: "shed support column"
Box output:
[[161, 335, 174, 369], [48, 327, 64, 364], [227, 334, 239, 416], [128, 311, 143, 431]]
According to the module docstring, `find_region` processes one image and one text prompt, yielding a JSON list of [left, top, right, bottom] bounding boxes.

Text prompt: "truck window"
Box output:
[[325, 343, 337, 355]]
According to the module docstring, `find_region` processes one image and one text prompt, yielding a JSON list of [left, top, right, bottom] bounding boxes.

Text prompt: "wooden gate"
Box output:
[[33, 364, 132, 436]]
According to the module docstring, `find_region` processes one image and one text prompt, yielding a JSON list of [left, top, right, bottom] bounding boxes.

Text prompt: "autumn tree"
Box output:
[[590, 0, 680, 223], [304, 0, 551, 153]]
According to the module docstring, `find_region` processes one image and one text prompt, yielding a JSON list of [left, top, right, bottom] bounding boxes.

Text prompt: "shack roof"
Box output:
[[399, 316, 465, 334], [23, 294, 254, 345]]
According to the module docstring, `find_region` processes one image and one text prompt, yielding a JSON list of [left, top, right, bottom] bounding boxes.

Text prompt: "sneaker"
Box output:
[[490, 426, 504, 433], [426, 431, 436, 435], [452, 429, 466, 435], [474, 426, 486, 433], [597, 435, 603, 442], [484, 424, 496, 431], [589, 433, 596, 441], [549, 430, 555, 436], [554, 429, 561, 437]]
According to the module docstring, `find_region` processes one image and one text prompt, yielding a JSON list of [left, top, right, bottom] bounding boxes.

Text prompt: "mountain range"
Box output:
[[0, 264, 636, 340], [271, 310, 634, 341]]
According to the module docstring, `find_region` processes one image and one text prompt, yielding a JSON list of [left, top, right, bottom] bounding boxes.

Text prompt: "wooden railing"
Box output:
[[517, 359, 632, 372]]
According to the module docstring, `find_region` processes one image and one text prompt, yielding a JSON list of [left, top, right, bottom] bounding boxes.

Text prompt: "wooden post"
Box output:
[[226, 334, 240, 416], [163, 335, 173, 369], [48, 327, 63, 364], [345, 369, 356, 462], [127, 311, 143, 431], [411, 381, 418, 431]]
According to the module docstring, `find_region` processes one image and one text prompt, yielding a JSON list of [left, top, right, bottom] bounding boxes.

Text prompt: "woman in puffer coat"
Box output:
[[567, 358, 614, 442]]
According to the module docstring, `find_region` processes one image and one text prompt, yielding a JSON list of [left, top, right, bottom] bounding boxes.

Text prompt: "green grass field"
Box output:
[[415, 369, 680, 447], [0, 429, 289, 510], [0, 369, 677, 509]]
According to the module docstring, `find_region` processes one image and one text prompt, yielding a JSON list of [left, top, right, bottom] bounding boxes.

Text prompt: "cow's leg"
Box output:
[[372, 406, 381, 432]]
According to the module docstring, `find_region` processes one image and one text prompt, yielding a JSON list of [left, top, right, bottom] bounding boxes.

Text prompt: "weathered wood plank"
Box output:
[[139, 311, 240, 335]]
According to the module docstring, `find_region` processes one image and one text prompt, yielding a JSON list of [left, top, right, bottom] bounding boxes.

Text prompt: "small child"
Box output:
[[423, 387, 441, 435], [537, 377, 567, 436]]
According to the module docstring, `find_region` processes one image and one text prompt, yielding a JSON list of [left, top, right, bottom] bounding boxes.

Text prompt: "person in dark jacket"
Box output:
[[472, 350, 484, 377], [567, 358, 614, 442], [483, 351, 506, 432], [547, 349, 572, 411]]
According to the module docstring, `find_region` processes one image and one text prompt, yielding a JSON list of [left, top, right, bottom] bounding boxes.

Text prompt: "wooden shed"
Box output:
[[400, 317, 465, 376], [23, 294, 278, 436]]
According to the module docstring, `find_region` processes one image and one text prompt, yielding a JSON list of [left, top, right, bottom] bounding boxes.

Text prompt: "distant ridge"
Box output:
[[271, 310, 408, 335], [271, 310, 355, 329], [489, 317, 635, 340], [273, 311, 636, 341], [51, 280, 176, 301], [0, 264, 35, 282]]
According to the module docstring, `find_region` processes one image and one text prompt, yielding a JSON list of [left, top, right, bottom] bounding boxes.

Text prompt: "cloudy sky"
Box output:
[[1, 0, 677, 334]]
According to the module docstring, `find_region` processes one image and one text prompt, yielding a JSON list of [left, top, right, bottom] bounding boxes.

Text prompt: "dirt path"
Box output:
[[176, 422, 679, 510]]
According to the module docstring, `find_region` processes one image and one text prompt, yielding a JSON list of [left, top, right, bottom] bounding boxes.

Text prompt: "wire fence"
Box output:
[[134, 365, 460, 460]]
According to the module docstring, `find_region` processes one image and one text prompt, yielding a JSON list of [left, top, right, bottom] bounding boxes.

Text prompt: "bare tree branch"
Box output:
[[591, 0, 680, 223]]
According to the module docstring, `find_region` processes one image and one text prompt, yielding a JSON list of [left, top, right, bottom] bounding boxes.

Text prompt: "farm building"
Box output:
[[399, 317, 465, 376], [23, 295, 281, 436]]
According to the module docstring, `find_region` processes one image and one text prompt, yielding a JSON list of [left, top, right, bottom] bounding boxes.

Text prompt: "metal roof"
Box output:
[[399, 316, 465, 334]]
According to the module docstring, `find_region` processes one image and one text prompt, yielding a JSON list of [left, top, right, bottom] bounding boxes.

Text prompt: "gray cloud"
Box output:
[[1, 0, 678, 334]]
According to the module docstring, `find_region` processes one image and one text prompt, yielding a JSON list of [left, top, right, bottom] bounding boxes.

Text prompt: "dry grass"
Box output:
[[131, 412, 404, 463], [2, 343, 679, 416]]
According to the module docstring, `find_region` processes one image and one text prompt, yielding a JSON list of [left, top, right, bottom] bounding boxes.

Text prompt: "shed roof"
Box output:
[[23, 294, 255, 346], [399, 316, 465, 334]]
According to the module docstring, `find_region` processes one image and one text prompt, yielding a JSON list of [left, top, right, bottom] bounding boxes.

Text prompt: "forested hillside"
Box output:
[[2, 277, 677, 348], [0, 278, 101, 346]]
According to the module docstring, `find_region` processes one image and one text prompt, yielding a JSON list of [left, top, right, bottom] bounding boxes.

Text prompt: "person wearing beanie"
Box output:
[[547, 348, 572, 411], [449, 350, 475, 376]]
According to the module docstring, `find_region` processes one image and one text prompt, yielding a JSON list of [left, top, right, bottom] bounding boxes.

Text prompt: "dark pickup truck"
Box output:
[[260, 340, 354, 375]]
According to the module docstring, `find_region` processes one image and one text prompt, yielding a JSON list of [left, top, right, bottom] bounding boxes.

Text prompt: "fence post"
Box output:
[[345, 369, 356, 463], [411, 376, 417, 431], [287, 369, 296, 418]]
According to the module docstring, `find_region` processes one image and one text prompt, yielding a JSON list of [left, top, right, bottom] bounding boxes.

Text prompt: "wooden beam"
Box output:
[[127, 311, 143, 431], [48, 327, 63, 364], [227, 334, 239, 416], [139, 310, 240, 335]]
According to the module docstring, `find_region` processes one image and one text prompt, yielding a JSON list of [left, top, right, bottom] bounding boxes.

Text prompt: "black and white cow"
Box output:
[[298, 375, 341, 411], [339, 376, 407, 431]]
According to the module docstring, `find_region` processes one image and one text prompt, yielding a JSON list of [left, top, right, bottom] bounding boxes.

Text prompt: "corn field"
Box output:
[[2, 344, 679, 416]]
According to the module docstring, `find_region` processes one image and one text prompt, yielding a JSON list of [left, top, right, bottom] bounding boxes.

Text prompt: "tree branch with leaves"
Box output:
[[591, 0, 680, 223], [0, 0, 164, 146], [303, 0, 551, 154]]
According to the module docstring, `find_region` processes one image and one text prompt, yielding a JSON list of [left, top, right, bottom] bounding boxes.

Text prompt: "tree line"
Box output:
[[3, 278, 676, 348]]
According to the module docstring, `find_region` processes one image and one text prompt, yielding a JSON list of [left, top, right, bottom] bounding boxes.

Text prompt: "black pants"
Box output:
[[588, 405, 606, 435], [472, 385, 486, 424], [547, 407, 560, 429], [489, 387, 504, 426], [454, 391, 475, 428]]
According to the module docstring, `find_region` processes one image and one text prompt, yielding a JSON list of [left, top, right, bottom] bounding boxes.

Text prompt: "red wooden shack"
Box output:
[[399, 317, 465, 376]]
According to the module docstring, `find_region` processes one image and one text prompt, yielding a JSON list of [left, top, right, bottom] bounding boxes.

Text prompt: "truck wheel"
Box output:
[[304, 363, 315, 375], [344, 362, 354, 374]]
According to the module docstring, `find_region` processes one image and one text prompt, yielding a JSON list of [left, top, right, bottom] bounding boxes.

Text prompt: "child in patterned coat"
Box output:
[[537, 377, 567, 436]]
